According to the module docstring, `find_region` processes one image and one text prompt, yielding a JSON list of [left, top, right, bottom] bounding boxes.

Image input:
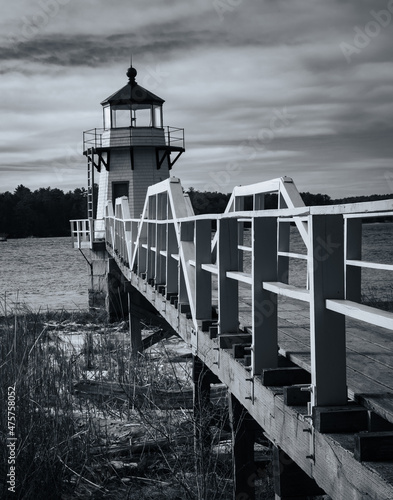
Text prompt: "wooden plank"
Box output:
[[278, 251, 308, 260], [346, 330, 393, 368], [141, 328, 174, 350], [219, 333, 252, 349], [252, 217, 278, 374], [278, 309, 393, 424], [238, 244, 252, 252], [226, 271, 253, 284], [228, 393, 256, 500], [232, 178, 281, 197], [284, 384, 311, 406], [146, 222, 156, 281], [201, 263, 218, 275], [217, 218, 239, 334], [355, 432, 393, 462], [155, 223, 166, 286], [346, 317, 393, 349], [346, 259, 393, 271], [273, 447, 325, 498], [309, 214, 347, 407], [310, 198, 393, 215], [261, 367, 311, 387], [195, 219, 213, 320], [277, 198, 290, 283], [263, 282, 310, 302], [166, 223, 178, 296], [313, 406, 368, 433], [326, 300, 393, 331], [279, 178, 309, 249], [368, 412, 393, 432]]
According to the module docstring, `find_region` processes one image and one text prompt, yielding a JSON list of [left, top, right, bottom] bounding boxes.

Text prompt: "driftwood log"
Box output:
[[73, 380, 228, 410]]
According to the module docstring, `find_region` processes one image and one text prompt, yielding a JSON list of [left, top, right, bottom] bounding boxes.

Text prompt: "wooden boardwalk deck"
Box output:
[[71, 176, 393, 499], [276, 298, 393, 424]]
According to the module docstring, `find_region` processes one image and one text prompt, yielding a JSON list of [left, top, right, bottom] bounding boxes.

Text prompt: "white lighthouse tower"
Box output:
[[83, 65, 185, 313], [84, 65, 184, 226]]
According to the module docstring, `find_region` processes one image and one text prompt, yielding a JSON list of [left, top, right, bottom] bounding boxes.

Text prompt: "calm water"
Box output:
[[288, 222, 393, 300], [0, 237, 89, 313], [0, 224, 392, 313]]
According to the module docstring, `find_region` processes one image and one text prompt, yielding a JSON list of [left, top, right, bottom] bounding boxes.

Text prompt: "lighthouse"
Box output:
[[82, 65, 185, 314], [84, 65, 185, 226]]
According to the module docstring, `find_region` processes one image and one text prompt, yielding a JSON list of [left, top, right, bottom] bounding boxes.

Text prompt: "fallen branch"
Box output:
[[73, 380, 227, 409], [57, 455, 109, 493]]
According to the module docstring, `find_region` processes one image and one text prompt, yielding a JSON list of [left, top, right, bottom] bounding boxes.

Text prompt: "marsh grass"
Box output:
[[0, 307, 245, 500], [0, 309, 85, 499]]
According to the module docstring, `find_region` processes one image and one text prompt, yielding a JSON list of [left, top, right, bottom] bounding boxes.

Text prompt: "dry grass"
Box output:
[[0, 307, 275, 499]]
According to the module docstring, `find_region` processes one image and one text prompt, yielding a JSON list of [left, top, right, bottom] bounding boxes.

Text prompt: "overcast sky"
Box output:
[[1, 0, 392, 198]]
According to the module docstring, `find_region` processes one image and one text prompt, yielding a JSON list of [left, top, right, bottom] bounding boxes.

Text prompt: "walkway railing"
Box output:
[[71, 176, 393, 409]]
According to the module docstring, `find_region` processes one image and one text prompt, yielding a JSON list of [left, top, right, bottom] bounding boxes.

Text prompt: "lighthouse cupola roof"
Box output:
[[101, 66, 165, 107]]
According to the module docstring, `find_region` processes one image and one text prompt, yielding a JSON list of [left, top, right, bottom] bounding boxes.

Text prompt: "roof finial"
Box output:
[[127, 55, 137, 84]]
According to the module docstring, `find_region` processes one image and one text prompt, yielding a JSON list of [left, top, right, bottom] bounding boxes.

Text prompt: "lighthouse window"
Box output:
[[133, 106, 152, 127], [103, 106, 111, 129], [112, 108, 131, 128], [153, 105, 162, 128]]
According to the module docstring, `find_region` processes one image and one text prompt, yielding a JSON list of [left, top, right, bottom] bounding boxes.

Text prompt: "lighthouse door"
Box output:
[[112, 182, 129, 207]]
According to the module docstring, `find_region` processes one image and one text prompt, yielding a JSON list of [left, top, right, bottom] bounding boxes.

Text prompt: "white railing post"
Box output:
[[155, 193, 167, 287], [278, 193, 290, 283], [178, 221, 194, 308], [218, 218, 239, 334], [147, 222, 156, 283], [235, 197, 244, 272], [166, 223, 178, 298], [309, 214, 347, 407], [155, 222, 166, 286], [252, 216, 278, 375], [345, 217, 362, 302], [195, 219, 212, 320], [137, 223, 147, 276]]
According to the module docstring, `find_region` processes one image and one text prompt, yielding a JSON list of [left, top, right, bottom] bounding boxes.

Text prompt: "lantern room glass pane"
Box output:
[[153, 105, 163, 128], [112, 108, 131, 128], [135, 107, 152, 127], [103, 106, 111, 129]]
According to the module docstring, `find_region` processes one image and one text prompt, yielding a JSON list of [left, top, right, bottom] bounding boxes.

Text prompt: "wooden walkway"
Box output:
[[71, 176, 393, 499], [277, 299, 393, 421]]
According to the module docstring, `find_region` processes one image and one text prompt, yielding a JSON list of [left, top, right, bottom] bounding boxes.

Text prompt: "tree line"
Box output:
[[0, 185, 391, 238], [187, 188, 393, 215], [0, 185, 96, 238]]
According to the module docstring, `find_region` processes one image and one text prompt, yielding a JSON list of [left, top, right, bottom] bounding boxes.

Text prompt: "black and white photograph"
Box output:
[[1, 1, 393, 499]]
